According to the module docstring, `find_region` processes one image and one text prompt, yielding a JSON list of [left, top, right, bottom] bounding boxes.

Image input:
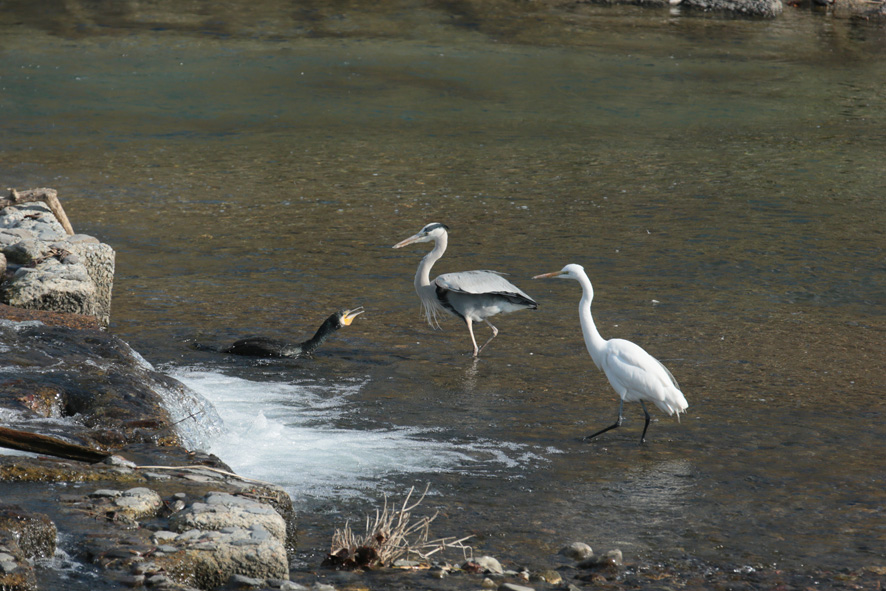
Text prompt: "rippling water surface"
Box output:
[[2, 0, 884, 578]]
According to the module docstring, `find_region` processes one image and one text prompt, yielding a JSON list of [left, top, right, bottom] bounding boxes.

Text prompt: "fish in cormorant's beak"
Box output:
[[341, 306, 365, 326]]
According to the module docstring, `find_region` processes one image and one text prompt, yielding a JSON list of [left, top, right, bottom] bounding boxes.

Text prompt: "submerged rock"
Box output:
[[0, 318, 221, 450], [577, 549, 623, 571]]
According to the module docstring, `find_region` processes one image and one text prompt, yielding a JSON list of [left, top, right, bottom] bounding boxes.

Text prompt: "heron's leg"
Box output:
[[477, 320, 499, 354], [639, 401, 652, 444], [466, 318, 480, 357], [584, 399, 624, 442]]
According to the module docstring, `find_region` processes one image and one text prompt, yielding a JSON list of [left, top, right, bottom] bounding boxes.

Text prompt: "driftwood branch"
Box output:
[[1, 188, 74, 235], [0, 425, 109, 463]]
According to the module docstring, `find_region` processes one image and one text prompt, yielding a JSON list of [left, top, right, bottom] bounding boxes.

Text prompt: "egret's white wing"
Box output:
[[603, 339, 687, 415]]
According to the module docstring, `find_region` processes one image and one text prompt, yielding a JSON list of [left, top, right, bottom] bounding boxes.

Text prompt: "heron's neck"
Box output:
[[414, 233, 447, 290], [576, 274, 607, 366]]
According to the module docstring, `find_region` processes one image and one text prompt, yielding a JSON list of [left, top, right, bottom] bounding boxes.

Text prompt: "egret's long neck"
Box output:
[[576, 273, 607, 367], [415, 232, 447, 291]]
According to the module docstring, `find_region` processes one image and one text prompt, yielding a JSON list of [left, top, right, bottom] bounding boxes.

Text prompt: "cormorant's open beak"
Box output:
[[533, 271, 566, 279], [341, 306, 365, 326], [392, 233, 423, 249]]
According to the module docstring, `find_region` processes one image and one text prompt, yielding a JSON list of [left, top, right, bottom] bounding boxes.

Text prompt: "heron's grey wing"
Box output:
[[436, 271, 537, 306]]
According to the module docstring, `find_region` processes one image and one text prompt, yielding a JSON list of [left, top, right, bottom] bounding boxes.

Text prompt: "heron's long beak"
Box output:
[[392, 233, 422, 249], [533, 271, 565, 279], [342, 306, 365, 326]]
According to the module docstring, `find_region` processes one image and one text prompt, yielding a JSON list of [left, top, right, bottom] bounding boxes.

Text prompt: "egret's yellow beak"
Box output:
[[341, 306, 365, 326], [533, 271, 566, 279]]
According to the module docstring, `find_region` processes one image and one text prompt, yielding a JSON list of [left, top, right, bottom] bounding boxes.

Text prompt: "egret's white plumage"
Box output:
[[534, 263, 688, 442], [393, 222, 537, 357]]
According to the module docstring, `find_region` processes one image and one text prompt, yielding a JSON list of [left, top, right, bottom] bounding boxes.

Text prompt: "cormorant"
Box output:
[[220, 307, 364, 358]]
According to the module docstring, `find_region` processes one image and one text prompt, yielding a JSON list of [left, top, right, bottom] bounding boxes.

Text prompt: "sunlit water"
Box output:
[[1, 0, 884, 578]]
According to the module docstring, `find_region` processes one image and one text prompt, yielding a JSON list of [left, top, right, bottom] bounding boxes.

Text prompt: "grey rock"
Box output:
[[226, 573, 264, 587], [113, 488, 163, 520], [0, 201, 115, 324], [90, 489, 123, 498], [3, 239, 46, 264], [681, 0, 782, 15], [577, 549, 622, 570], [170, 492, 287, 541], [2, 257, 98, 317], [428, 566, 447, 578], [157, 545, 179, 554], [474, 555, 504, 574], [559, 542, 594, 561], [153, 531, 179, 542], [146, 573, 173, 585]]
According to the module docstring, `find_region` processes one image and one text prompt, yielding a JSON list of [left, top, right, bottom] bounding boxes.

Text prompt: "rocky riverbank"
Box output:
[[0, 194, 299, 590]]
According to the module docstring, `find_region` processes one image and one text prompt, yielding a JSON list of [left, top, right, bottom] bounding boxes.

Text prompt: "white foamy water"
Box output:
[[169, 367, 543, 504]]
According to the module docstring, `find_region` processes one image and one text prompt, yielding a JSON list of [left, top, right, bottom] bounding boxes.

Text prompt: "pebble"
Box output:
[[227, 574, 264, 587], [481, 577, 497, 588], [428, 566, 447, 579], [534, 569, 563, 584], [267, 579, 309, 591], [156, 545, 179, 554], [498, 584, 535, 591], [473, 555, 504, 574], [90, 489, 122, 498], [559, 542, 594, 561]]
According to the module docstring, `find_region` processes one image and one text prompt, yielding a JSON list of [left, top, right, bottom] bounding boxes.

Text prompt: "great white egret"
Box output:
[[534, 264, 687, 442], [393, 222, 537, 357], [219, 307, 364, 358]]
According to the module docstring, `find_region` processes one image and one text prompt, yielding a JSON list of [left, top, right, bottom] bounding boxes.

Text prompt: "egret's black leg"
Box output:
[[639, 401, 652, 444], [584, 399, 624, 442]]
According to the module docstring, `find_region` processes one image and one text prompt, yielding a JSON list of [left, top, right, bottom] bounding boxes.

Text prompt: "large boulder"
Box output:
[[0, 202, 115, 325]]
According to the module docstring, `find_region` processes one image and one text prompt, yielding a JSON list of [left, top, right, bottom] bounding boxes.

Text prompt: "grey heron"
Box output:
[[534, 264, 687, 442], [393, 222, 537, 357], [220, 307, 364, 358]]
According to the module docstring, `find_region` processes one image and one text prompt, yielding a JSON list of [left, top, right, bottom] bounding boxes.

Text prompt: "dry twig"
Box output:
[[325, 484, 473, 569]]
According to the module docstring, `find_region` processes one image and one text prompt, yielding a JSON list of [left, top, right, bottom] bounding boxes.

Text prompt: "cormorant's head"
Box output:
[[333, 306, 365, 328], [392, 222, 450, 248]]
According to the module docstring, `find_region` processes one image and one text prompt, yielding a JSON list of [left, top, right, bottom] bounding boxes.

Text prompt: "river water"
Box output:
[[2, 0, 884, 584]]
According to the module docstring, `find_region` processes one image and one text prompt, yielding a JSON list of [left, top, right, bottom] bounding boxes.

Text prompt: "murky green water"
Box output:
[[2, 0, 884, 581]]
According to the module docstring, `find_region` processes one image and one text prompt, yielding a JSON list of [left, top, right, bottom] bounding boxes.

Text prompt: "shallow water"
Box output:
[[2, 0, 885, 580]]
